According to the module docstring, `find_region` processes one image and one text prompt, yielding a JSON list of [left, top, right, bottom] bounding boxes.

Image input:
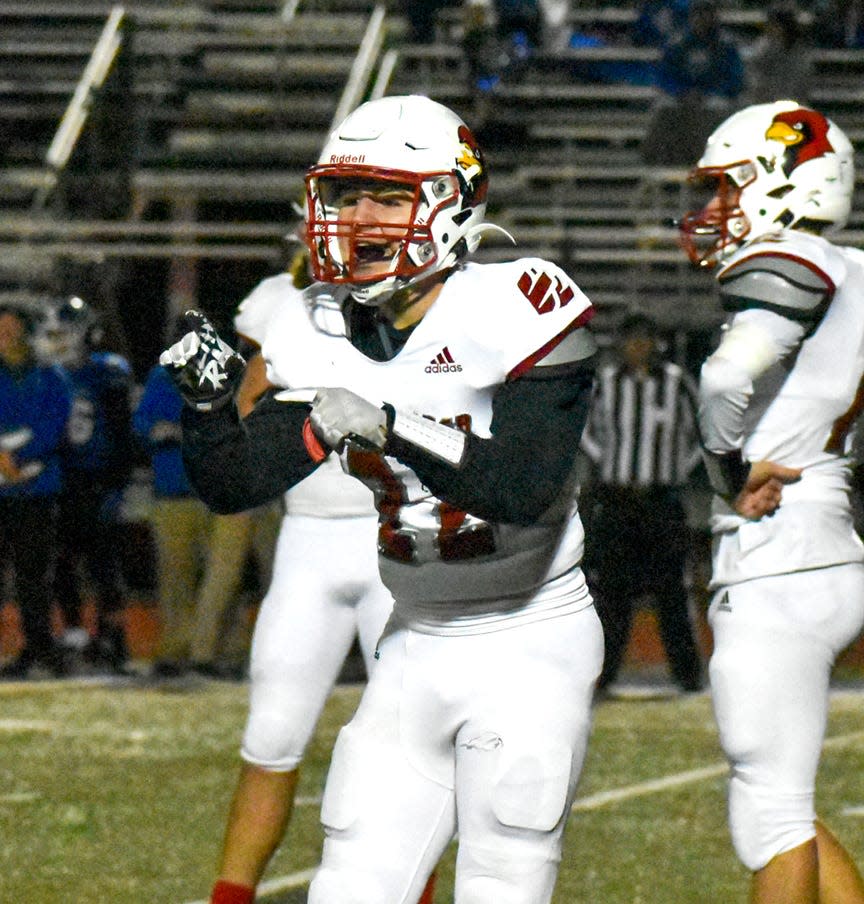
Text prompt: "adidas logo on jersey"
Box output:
[[715, 591, 732, 613], [426, 347, 462, 373]]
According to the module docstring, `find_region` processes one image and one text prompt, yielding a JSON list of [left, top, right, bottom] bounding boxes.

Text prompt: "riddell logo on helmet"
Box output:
[[330, 154, 366, 164], [426, 347, 462, 373]]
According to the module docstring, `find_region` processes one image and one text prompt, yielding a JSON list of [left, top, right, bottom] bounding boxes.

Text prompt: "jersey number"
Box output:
[[67, 396, 95, 446], [347, 442, 495, 564]]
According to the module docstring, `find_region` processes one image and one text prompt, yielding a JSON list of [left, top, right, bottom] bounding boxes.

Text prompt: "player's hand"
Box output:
[[733, 459, 802, 520], [159, 311, 245, 412], [309, 387, 387, 452]]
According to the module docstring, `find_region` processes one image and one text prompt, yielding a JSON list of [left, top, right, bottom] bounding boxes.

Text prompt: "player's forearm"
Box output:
[[387, 366, 594, 524], [181, 394, 319, 513]]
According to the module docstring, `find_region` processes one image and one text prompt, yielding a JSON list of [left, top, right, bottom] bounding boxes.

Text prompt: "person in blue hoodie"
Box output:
[[0, 301, 72, 679]]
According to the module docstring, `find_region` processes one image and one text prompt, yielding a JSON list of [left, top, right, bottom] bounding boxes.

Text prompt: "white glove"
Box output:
[[309, 388, 388, 452]]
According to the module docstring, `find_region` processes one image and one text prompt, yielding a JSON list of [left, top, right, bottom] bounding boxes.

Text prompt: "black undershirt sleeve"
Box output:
[[385, 361, 595, 525], [181, 391, 320, 513]]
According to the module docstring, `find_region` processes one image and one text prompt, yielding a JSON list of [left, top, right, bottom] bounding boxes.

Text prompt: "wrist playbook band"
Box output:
[[389, 408, 467, 466]]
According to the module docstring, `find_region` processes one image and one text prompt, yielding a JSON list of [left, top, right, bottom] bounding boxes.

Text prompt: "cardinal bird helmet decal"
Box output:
[[679, 100, 854, 268], [765, 107, 835, 177]]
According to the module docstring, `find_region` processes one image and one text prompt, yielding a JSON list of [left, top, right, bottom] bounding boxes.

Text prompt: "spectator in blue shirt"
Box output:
[[656, 0, 744, 99], [0, 302, 72, 679]]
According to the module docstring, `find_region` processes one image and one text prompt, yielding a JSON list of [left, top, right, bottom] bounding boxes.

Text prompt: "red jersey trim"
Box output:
[[506, 305, 596, 380]]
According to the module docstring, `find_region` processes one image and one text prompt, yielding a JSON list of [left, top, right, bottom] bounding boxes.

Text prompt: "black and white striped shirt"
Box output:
[[581, 360, 702, 487]]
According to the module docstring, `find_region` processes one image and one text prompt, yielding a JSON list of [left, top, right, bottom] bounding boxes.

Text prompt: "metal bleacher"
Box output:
[[2, 1, 864, 344]]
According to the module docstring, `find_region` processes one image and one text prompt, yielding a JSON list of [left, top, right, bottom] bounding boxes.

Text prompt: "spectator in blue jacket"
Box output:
[[0, 302, 72, 679], [656, 0, 743, 99]]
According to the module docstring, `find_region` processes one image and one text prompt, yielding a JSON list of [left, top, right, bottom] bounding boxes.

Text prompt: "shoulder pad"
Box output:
[[717, 237, 835, 322], [534, 324, 597, 367]]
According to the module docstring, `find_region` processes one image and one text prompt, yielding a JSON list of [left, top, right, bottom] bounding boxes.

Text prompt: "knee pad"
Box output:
[[308, 865, 389, 904], [240, 705, 307, 770], [728, 769, 817, 871], [458, 873, 556, 904]]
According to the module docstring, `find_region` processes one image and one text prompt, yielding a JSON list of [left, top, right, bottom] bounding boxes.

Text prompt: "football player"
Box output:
[[206, 252, 417, 904], [680, 100, 864, 903], [162, 94, 601, 904], [34, 297, 135, 671]]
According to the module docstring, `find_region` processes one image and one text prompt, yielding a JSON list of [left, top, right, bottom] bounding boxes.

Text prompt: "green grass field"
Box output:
[[1, 676, 863, 904]]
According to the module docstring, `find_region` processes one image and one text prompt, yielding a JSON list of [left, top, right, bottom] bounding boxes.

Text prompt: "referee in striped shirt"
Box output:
[[580, 313, 704, 694]]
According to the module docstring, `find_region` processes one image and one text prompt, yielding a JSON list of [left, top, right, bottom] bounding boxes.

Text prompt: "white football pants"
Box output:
[[241, 513, 393, 769], [307, 600, 604, 904], [708, 563, 864, 870]]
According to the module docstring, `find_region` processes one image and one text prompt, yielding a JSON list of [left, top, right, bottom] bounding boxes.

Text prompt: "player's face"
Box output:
[[680, 166, 750, 267], [322, 177, 416, 279]]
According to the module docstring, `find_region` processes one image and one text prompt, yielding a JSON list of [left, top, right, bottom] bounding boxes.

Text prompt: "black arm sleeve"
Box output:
[[181, 391, 321, 513], [385, 362, 595, 525]]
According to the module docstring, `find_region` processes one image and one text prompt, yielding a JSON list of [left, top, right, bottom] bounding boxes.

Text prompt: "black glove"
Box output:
[[159, 311, 245, 412]]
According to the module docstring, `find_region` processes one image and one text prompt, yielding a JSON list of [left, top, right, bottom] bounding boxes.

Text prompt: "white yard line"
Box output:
[[179, 728, 864, 903], [0, 719, 56, 732], [571, 729, 864, 813]]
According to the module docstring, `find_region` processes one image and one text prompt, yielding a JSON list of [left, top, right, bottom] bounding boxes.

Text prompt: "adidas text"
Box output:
[[425, 363, 463, 374]]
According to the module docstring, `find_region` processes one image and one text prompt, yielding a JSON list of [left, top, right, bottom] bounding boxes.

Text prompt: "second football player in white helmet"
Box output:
[[682, 100, 864, 904]]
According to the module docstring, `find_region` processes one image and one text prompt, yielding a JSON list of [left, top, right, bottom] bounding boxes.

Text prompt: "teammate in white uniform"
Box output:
[[679, 100, 864, 904], [162, 95, 602, 904], [201, 264, 397, 904]]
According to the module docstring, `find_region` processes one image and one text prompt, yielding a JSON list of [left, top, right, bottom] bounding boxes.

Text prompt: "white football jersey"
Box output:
[[705, 231, 864, 585], [234, 274, 376, 519], [263, 259, 595, 632]]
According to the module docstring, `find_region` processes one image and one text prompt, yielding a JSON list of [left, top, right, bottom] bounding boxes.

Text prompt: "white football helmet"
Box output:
[[33, 296, 99, 367], [679, 100, 854, 268], [305, 95, 492, 303]]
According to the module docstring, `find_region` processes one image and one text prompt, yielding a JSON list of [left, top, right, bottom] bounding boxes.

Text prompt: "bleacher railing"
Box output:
[[32, 4, 128, 213]]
